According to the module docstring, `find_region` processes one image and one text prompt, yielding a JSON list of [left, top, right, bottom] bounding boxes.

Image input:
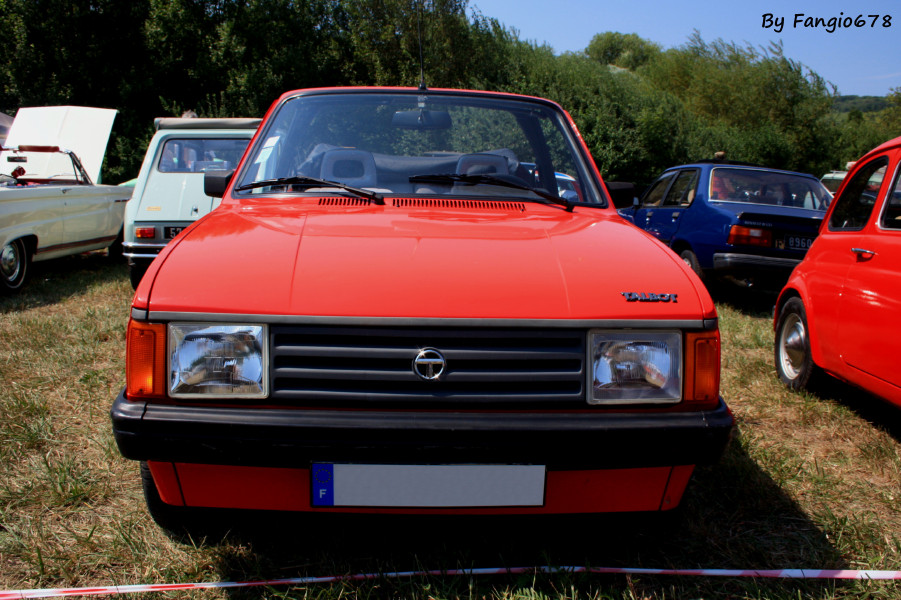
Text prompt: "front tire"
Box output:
[[0, 238, 29, 292], [775, 297, 821, 390]]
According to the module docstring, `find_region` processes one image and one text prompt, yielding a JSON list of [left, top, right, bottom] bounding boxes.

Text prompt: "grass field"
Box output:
[[1, 254, 899, 600]]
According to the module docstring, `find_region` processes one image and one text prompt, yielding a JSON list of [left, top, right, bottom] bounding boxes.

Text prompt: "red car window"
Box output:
[[828, 156, 888, 231], [880, 165, 901, 230]]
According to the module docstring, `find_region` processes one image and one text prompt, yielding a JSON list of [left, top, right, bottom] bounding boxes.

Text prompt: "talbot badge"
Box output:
[[621, 292, 678, 303]]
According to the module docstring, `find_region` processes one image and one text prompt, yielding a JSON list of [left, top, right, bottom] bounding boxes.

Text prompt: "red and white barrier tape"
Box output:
[[2, 566, 899, 599]]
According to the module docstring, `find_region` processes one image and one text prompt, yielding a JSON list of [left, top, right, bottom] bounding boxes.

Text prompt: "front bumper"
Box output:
[[113, 390, 732, 514], [112, 389, 733, 470]]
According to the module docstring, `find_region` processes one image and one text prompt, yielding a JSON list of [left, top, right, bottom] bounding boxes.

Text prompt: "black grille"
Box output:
[[270, 326, 585, 407]]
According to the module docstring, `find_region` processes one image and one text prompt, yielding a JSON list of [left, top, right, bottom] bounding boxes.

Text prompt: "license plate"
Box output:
[[784, 235, 814, 250], [164, 226, 185, 239], [311, 463, 546, 507]]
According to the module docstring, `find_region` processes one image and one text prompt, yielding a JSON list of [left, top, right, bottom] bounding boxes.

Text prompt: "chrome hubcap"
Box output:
[[779, 313, 806, 379], [0, 242, 20, 282]]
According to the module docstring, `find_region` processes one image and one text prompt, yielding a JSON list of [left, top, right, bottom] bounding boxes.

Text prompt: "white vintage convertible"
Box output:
[[0, 106, 131, 292]]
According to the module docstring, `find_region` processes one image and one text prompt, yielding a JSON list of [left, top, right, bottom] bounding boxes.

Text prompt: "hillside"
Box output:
[[833, 95, 889, 113]]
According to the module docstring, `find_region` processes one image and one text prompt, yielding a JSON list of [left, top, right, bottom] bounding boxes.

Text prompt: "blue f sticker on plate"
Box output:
[[311, 463, 334, 506]]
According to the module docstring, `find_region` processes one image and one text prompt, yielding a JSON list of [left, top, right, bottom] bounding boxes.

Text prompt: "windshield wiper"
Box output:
[[235, 176, 384, 204], [408, 173, 574, 212]]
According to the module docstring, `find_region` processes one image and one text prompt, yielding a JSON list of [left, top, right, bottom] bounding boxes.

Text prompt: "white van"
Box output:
[[123, 117, 259, 288]]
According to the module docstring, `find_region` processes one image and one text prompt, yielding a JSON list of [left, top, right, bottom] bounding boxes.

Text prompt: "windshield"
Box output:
[[709, 167, 831, 211], [157, 138, 251, 173], [1, 147, 87, 182], [235, 91, 604, 205]]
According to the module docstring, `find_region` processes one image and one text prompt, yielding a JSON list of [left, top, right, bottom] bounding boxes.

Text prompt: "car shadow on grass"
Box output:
[[0, 252, 127, 312], [706, 278, 780, 318], [708, 277, 901, 440], [808, 374, 901, 443], [202, 433, 847, 600]]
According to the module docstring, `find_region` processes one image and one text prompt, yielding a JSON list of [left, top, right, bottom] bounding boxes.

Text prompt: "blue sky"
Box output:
[[467, 0, 900, 97]]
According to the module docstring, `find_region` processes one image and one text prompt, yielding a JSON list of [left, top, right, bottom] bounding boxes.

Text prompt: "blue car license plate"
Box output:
[[164, 226, 185, 239], [311, 463, 546, 508], [785, 235, 814, 250]]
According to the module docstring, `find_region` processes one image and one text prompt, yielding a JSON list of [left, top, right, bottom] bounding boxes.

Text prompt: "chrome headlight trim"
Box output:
[[168, 323, 268, 399], [587, 329, 682, 405]]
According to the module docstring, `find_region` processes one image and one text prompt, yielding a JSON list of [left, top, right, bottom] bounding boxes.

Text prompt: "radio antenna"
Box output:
[[417, 1, 427, 90]]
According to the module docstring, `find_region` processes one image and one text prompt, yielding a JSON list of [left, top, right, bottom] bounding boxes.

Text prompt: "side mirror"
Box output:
[[204, 169, 234, 198], [605, 181, 637, 209]]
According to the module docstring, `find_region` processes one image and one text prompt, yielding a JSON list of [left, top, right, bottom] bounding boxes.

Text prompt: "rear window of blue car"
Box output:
[[709, 168, 831, 211]]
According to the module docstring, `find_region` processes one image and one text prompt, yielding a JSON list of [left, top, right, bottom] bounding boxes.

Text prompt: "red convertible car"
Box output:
[[775, 136, 901, 408], [111, 87, 733, 532]]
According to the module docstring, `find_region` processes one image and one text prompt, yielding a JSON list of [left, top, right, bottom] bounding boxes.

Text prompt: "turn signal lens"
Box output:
[[134, 226, 156, 239], [126, 319, 167, 399], [684, 331, 720, 409], [727, 225, 772, 247]]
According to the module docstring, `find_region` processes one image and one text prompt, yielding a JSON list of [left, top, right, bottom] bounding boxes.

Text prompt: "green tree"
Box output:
[[0, 0, 155, 181], [197, 0, 348, 117], [880, 87, 901, 138], [335, 0, 512, 89], [0, 1, 862, 185], [586, 32, 661, 71], [641, 32, 838, 174]]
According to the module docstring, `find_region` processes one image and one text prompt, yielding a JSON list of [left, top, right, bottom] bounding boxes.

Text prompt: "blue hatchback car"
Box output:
[[619, 161, 832, 286]]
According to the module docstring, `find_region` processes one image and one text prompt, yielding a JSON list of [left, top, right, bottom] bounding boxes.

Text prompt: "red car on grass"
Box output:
[[111, 87, 733, 532], [775, 136, 901, 408]]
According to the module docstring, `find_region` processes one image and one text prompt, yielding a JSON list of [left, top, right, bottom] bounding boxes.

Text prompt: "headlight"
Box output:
[[169, 323, 268, 399], [588, 330, 681, 404]]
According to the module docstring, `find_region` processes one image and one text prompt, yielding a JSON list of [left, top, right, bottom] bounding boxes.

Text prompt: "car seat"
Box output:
[[456, 153, 509, 176], [320, 149, 378, 188]]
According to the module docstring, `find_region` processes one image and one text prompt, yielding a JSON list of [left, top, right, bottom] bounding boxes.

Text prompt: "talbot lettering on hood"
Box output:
[[621, 292, 678, 303]]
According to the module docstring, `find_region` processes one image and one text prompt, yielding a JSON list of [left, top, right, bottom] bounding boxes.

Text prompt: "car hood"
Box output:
[[3, 106, 117, 182], [139, 200, 714, 320]]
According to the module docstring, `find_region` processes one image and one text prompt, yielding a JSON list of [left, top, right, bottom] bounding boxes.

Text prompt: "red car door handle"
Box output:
[[851, 247, 876, 258]]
